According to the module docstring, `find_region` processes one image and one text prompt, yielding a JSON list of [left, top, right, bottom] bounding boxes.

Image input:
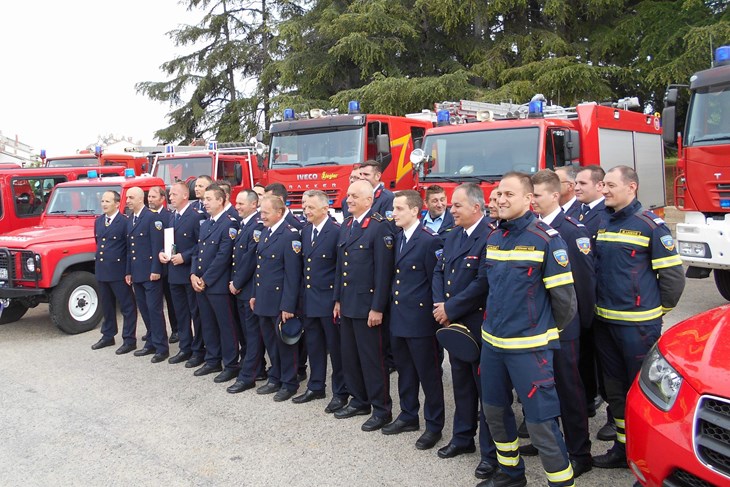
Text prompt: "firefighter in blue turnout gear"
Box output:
[[477, 172, 577, 487], [591, 166, 685, 469]]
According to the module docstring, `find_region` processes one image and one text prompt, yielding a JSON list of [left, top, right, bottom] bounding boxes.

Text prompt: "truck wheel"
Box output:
[[0, 299, 29, 325], [49, 271, 102, 334], [714, 270, 730, 301]]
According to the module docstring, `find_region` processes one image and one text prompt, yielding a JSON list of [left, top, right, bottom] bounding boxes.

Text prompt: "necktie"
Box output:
[[133, 215, 138, 226], [400, 235, 407, 253], [312, 228, 319, 244], [174, 212, 181, 226], [460, 229, 468, 247], [349, 219, 359, 237], [580, 203, 590, 221], [105, 216, 111, 227]]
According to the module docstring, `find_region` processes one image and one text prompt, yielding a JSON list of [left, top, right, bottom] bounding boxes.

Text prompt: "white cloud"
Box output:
[[0, 0, 200, 156]]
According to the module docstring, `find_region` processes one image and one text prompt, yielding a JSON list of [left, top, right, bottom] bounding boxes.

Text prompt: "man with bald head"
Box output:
[[332, 180, 395, 432], [125, 186, 168, 363]]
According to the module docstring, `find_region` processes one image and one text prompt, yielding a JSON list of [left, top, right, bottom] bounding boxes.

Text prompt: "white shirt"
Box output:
[[464, 217, 484, 237], [541, 207, 562, 226], [268, 216, 286, 235], [586, 196, 605, 210], [402, 220, 421, 243], [105, 211, 119, 224], [311, 218, 327, 238], [561, 196, 577, 214], [209, 210, 225, 223], [176, 203, 190, 217], [241, 212, 256, 226]]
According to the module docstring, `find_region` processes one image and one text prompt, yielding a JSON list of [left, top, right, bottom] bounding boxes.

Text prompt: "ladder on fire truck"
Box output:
[[124, 141, 259, 156]]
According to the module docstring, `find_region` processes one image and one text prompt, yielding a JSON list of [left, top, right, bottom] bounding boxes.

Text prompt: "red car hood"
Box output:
[[0, 225, 92, 250], [660, 305, 730, 396]]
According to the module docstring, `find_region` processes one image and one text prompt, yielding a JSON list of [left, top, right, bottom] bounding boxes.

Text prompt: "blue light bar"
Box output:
[[124, 168, 135, 178], [716, 46, 730, 65], [208, 141, 218, 150], [721, 199, 730, 209], [40, 149, 46, 159], [436, 110, 450, 126], [94, 145, 102, 157], [87, 170, 98, 178], [165, 144, 175, 153], [348, 100, 361, 114], [528, 100, 544, 115], [283, 108, 295, 121]]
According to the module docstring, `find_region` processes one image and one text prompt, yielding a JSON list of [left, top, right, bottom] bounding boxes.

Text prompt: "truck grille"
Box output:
[[665, 469, 714, 487], [695, 396, 730, 479], [0, 249, 13, 282]]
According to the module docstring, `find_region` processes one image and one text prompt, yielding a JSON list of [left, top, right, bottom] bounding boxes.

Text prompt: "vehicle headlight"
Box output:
[[639, 344, 683, 411], [25, 257, 35, 273]]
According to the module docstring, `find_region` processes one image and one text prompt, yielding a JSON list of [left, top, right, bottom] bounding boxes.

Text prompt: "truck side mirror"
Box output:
[[662, 106, 677, 145], [234, 162, 243, 185], [256, 132, 264, 143], [376, 134, 390, 154], [564, 129, 580, 162], [665, 88, 678, 107]]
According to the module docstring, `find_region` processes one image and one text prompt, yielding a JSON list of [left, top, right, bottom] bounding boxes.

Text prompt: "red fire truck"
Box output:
[[42, 146, 150, 175], [266, 102, 433, 217], [663, 45, 730, 299], [408, 97, 667, 213]]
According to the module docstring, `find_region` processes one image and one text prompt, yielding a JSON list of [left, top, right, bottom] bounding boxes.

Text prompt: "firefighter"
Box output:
[[478, 172, 576, 487], [555, 166, 580, 218], [192, 175, 212, 216], [358, 159, 395, 218], [341, 166, 360, 219], [592, 166, 685, 469], [421, 184, 455, 236]]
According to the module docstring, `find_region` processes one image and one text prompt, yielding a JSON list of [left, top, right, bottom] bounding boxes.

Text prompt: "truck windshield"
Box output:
[[154, 156, 213, 185], [47, 158, 98, 167], [421, 127, 540, 180], [46, 185, 122, 216], [686, 84, 730, 146], [270, 127, 365, 167]]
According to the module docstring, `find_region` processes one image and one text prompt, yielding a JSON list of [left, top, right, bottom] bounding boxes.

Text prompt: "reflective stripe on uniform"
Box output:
[[482, 328, 560, 349], [652, 254, 683, 270], [486, 248, 545, 263], [494, 438, 520, 467], [545, 463, 574, 483], [661, 306, 673, 314], [596, 232, 650, 247], [494, 438, 519, 451], [595, 305, 663, 322], [543, 271, 574, 289], [497, 452, 521, 466]]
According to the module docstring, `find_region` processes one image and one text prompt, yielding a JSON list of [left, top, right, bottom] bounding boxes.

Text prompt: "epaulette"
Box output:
[[371, 212, 384, 221], [289, 226, 299, 232], [534, 219, 559, 237], [564, 215, 586, 228], [637, 210, 661, 228], [420, 226, 438, 237]]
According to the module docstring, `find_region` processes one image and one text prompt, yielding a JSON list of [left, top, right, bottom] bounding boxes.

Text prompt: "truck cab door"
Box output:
[[545, 128, 580, 169]]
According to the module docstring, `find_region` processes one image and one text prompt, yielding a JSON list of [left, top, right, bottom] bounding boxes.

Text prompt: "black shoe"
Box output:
[[151, 352, 169, 363], [517, 419, 529, 438], [184, 355, 205, 369], [382, 418, 419, 435], [518, 443, 538, 457], [476, 470, 527, 487], [362, 414, 392, 432], [168, 351, 192, 364], [297, 371, 308, 382], [324, 396, 348, 414], [193, 364, 222, 377], [255, 370, 268, 382], [292, 389, 326, 404], [142, 333, 149, 341], [227, 380, 255, 394], [273, 388, 297, 402], [475, 460, 497, 480], [437, 442, 476, 459], [133, 347, 155, 357], [91, 338, 115, 350], [597, 420, 617, 441], [415, 430, 442, 450], [213, 369, 239, 383], [571, 458, 593, 478], [257, 382, 281, 395], [169, 332, 179, 344], [592, 449, 627, 469], [334, 404, 371, 419], [115, 343, 136, 355]]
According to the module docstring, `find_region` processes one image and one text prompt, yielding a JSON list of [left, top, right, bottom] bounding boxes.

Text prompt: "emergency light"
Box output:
[[528, 100, 544, 117], [436, 110, 450, 126], [165, 144, 175, 153], [87, 170, 98, 178], [124, 168, 135, 178], [283, 108, 296, 121], [208, 141, 218, 150], [716, 46, 730, 66], [94, 145, 102, 157], [348, 100, 361, 114]]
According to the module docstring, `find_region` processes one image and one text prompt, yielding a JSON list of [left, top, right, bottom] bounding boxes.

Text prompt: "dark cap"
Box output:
[[436, 323, 480, 364], [276, 315, 304, 345]]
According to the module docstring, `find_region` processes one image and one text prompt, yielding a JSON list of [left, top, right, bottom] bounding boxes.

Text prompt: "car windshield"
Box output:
[[269, 127, 365, 167], [46, 158, 98, 167], [421, 127, 540, 180], [686, 83, 730, 146], [45, 185, 122, 216], [153, 156, 213, 185]]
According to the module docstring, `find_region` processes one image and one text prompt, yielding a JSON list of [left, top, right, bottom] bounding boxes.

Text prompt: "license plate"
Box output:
[[0, 268, 7, 279]]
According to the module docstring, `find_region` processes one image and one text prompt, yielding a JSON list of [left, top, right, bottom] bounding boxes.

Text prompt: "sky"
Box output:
[[0, 1, 200, 156]]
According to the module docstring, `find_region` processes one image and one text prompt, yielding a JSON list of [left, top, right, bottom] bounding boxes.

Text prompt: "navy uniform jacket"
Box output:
[[191, 213, 235, 294], [595, 199, 685, 326], [372, 185, 395, 218], [302, 218, 340, 318], [564, 198, 581, 220], [167, 205, 206, 285], [479, 212, 577, 352], [390, 227, 442, 337], [126, 207, 164, 282], [191, 199, 208, 217], [578, 199, 607, 244], [231, 212, 264, 300], [341, 195, 350, 219], [432, 218, 492, 330], [421, 210, 455, 237], [253, 222, 302, 315], [224, 204, 241, 223], [334, 210, 394, 319], [285, 210, 304, 231], [548, 211, 595, 341], [95, 212, 128, 282], [154, 207, 173, 275]]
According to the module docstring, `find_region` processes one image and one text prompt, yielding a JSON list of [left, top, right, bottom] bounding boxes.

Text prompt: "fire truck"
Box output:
[[663, 45, 730, 299], [408, 97, 666, 213], [42, 146, 150, 175], [266, 101, 433, 217], [148, 142, 265, 200]]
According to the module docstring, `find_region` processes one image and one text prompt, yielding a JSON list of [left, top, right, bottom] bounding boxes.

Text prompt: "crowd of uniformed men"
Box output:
[[91, 159, 685, 487]]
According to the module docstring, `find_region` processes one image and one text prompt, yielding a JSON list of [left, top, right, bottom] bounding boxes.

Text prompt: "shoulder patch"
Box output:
[[229, 228, 238, 240], [383, 235, 394, 249], [553, 249, 569, 267], [154, 221, 163, 231], [385, 210, 394, 220], [435, 248, 444, 259], [253, 230, 261, 242], [576, 237, 591, 255], [292, 240, 302, 254], [660, 234, 675, 251]]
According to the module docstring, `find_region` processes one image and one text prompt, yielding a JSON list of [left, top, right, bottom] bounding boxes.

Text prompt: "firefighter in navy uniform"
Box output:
[[421, 185, 455, 237], [555, 166, 581, 219], [592, 166, 685, 469], [191, 175, 212, 216], [478, 172, 576, 487], [333, 180, 394, 432], [148, 185, 179, 343], [251, 194, 303, 402], [126, 187, 168, 363], [91, 190, 137, 354], [528, 170, 594, 478], [294, 190, 348, 411], [358, 160, 395, 218], [190, 184, 240, 384], [432, 183, 497, 481], [385, 190, 446, 451]]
